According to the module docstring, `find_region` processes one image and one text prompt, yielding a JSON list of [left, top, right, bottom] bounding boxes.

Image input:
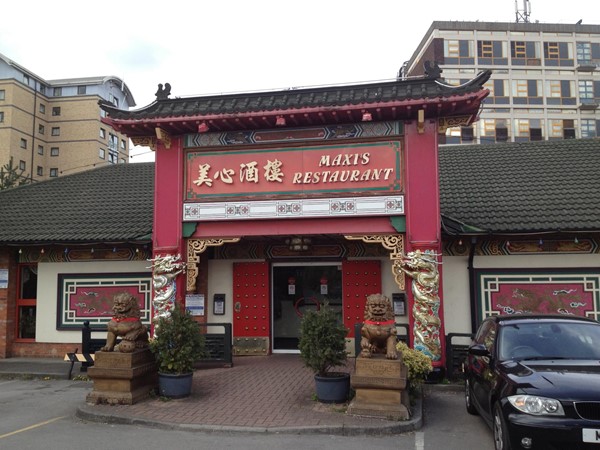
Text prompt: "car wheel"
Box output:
[[465, 378, 478, 415], [493, 403, 512, 450]]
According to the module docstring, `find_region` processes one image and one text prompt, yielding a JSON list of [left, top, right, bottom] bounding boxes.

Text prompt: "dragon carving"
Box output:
[[400, 250, 442, 361], [148, 254, 186, 328]]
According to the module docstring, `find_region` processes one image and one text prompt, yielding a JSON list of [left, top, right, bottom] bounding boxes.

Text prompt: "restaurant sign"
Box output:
[[185, 141, 402, 199]]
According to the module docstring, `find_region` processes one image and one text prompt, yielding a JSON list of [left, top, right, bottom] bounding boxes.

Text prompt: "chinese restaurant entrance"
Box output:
[[272, 263, 342, 352]]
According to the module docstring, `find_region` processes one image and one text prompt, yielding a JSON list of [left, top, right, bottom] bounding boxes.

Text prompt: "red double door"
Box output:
[[233, 260, 381, 353]]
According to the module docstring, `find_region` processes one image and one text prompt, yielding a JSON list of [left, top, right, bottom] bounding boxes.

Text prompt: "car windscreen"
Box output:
[[499, 321, 600, 361]]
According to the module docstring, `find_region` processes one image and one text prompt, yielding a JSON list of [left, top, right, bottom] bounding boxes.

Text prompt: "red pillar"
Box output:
[[403, 120, 446, 368]]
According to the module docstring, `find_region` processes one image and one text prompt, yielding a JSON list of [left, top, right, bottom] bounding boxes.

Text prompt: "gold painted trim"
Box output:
[[131, 136, 156, 151], [187, 238, 240, 291], [155, 127, 172, 149], [438, 115, 472, 133], [344, 234, 405, 290]]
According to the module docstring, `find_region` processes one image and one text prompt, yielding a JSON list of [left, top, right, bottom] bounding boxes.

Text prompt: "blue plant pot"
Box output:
[[314, 372, 350, 403], [158, 372, 193, 398]]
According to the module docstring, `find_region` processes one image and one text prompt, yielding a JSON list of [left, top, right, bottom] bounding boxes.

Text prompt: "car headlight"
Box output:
[[507, 395, 565, 416]]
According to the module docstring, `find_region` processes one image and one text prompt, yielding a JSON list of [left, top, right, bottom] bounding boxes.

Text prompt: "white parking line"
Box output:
[[415, 431, 425, 450], [0, 416, 67, 440]]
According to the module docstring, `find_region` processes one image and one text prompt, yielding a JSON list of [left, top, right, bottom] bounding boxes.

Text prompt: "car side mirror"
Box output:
[[468, 343, 490, 357]]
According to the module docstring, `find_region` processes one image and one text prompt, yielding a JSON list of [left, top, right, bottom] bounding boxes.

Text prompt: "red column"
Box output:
[[403, 120, 446, 369], [153, 138, 187, 306]]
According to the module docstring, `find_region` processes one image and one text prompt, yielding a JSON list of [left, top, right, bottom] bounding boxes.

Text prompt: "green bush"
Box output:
[[396, 341, 433, 390], [298, 303, 348, 377], [149, 304, 206, 374]]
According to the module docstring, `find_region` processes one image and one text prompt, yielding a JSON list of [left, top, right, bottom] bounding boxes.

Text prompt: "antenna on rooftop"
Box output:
[[515, 0, 531, 23]]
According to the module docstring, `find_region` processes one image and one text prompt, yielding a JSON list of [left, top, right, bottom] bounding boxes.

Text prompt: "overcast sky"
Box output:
[[2, 0, 599, 162]]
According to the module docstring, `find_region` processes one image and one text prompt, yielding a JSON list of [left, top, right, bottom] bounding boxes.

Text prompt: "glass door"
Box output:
[[272, 262, 342, 352]]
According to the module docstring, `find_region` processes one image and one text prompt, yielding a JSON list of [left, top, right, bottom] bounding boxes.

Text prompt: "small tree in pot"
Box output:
[[298, 303, 350, 403], [149, 304, 206, 398]]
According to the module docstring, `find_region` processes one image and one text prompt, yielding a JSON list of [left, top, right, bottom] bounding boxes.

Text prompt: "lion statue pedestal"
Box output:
[[348, 294, 410, 420], [86, 292, 157, 405]]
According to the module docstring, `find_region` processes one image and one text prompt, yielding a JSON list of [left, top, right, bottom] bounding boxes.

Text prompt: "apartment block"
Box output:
[[405, 21, 600, 144], [0, 52, 135, 182]]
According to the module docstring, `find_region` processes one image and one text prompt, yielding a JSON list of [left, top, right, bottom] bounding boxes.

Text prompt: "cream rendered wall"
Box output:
[[441, 253, 600, 335], [36, 260, 150, 343]]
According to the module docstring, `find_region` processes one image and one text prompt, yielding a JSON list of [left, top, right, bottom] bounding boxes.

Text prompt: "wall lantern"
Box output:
[[198, 122, 210, 133]]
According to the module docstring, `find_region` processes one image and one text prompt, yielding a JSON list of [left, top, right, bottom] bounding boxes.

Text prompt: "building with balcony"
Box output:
[[404, 21, 600, 144], [0, 52, 136, 182]]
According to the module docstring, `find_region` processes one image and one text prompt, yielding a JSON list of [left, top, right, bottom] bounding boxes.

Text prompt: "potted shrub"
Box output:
[[298, 303, 350, 403], [149, 304, 206, 398], [395, 341, 433, 401]]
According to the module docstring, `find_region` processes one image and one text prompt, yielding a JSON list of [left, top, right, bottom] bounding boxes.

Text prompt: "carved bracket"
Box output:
[[187, 238, 240, 291], [438, 115, 472, 133], [155, 127, 172, 149], [344, 234, 405, 290], [131, 136, 157, 151]]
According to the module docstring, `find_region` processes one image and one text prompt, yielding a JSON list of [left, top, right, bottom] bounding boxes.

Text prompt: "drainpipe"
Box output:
[[30, 81, 38, 183], [467, 236, 477, 333]]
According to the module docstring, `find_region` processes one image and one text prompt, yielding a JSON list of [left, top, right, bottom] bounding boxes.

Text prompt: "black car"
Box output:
[[464, 314, 600, 450]]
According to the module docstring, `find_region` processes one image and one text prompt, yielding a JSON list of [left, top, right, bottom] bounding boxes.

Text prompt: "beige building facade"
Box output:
[[405, 21, 600, 144], [0, 52, 135, 182]]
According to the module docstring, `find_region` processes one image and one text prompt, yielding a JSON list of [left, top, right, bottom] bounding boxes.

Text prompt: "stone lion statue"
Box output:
[[359, 293, 398, 359], [101, 292, 149, 353]]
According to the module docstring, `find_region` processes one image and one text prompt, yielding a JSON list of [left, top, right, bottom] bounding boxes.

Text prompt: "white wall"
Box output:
[[36, 261, 150, 343]]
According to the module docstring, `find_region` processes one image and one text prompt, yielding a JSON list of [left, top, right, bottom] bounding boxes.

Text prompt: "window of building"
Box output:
[[52, 107, 61, 116], [51, 127, 60, 136], [108, 148, 118, 164], [50, 168, 58, 177], [19, 160, 26, 170], [477, 40, 508, 65], [36, 166, 43, 176], [543, 42, 574, 66], [545, 80, 576, 105], [53, 87, 62, 97], [548, 119, 577, 139], [100, 128, 106, 139], [484, 79, 509, 104], [510, 41, 541, 65], [16, 264, 37, 341], [39, 84, 46, 95], [514, 118, 544, 142], [99, 148, 106, 159], [20, 138, 27, 149], [108, 93, 119, 107], [39, 103, 45, 114], [38, 124, 45, 135], [77, 85, 87, 95], [576, 42, 600, 66], [51, 147, 59, 156], [23, 74, 30, 85], [479, 118, 509, 143], [581, 119, 597, 138], [0, 90, 5, 100], [37, 145, 43, 155], [445, 39, 475, 65], [108, 134, 118, 151], [120, 139, 126, 150], [512, 79, 543, 105], [0, 111, 3, 122]]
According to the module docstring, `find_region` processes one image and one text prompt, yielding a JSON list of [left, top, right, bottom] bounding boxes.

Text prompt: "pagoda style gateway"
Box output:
[[100, 66, 490, 372]]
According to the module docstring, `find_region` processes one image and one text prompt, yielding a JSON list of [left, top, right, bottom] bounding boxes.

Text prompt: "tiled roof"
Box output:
[[101, 71, 491, 122], [0, 163, 154, 244], [1, 139, 598, 245], [439, 139, 600, 234]]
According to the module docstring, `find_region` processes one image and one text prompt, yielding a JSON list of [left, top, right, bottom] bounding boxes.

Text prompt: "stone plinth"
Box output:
[[86, 348, 157, 405], [348, 356, 410, 419]]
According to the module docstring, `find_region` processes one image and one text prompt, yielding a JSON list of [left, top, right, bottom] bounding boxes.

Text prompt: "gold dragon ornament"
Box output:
[[400, 250, 442, 361]]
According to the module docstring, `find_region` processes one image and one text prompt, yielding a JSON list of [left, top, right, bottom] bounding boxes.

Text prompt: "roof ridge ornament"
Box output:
[[155, 82, 171, 101], [424, 61, 442, 79]]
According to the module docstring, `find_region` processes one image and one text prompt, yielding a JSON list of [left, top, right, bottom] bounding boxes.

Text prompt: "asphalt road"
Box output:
[[0, 379, 494, 450]]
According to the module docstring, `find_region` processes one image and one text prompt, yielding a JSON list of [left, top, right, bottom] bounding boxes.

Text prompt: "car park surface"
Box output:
[[464, 314, 600, 450]]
